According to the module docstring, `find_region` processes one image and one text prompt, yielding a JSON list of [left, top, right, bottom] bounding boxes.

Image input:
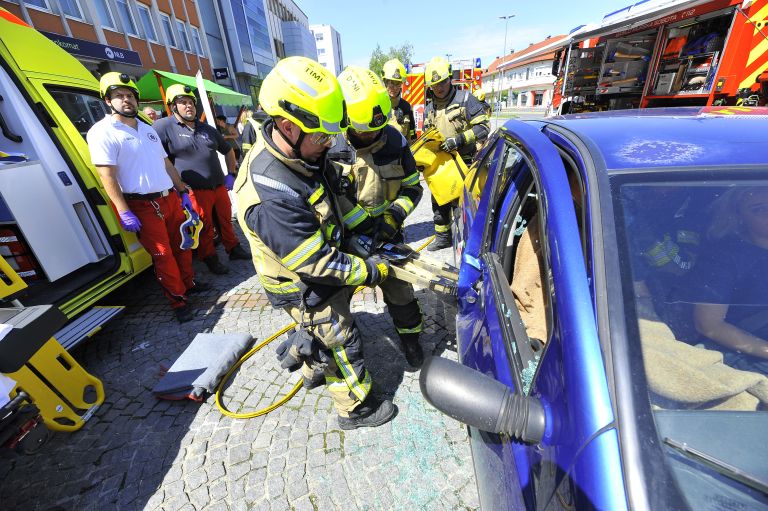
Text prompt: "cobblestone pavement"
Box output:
[[0, 182, 480, 511]]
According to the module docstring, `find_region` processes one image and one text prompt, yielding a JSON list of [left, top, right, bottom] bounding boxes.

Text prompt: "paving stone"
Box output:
[[0, 186, 478, 511]]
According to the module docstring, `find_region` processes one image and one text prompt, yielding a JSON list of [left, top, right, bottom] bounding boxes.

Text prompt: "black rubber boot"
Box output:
[[204, 254, 229, 275], [228, 244, 251, 260], [399, 333, 424, 368], [427, 231, 452, 251], [338, 398, 396, 430]]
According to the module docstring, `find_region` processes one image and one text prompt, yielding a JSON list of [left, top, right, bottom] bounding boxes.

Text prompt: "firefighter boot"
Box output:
[[428, 230, 452, 251], [204, 254, 229, 275], [337, 397, 397, 430], [399, 333, 424, 368]]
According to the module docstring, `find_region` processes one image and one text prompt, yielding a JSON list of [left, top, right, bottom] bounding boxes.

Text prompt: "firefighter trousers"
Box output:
[[282, 287, 371, 417], [380, 278, 422, 336], [431, 196, 456, 236], [189, 185, 240, 260], [128, 194, 193, 309]]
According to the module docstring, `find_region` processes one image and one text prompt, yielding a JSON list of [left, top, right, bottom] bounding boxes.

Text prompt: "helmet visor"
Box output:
[[279, 99, 346, 134]]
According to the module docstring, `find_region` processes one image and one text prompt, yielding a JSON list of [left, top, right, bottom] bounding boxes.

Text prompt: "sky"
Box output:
[[299, 1, 627, 69]]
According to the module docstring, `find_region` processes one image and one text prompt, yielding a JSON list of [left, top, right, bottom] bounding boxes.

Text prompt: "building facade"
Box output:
[[309, 24, 343, 75], [1, 0, 213, 80], [484, 35, 568, 110]]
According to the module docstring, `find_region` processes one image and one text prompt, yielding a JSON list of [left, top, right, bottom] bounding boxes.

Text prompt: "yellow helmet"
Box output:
[[425, 56, 451, 87], [99, 72, 139, 99], [382, 59, 406, 82], [166, 83, 196, 105], [473, 89, 486, 102], [338, 65, 391, 132], [258, 56, 348, 134]]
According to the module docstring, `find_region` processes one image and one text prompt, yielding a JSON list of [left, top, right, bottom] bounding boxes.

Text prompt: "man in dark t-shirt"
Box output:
[[153, 84, 250, 275]]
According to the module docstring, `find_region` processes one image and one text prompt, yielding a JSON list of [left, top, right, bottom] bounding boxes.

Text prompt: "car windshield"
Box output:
[[613, 172, 768, 508]]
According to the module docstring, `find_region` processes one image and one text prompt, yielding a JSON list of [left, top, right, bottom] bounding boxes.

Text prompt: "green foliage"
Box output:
[[369, 43, 414, 75]]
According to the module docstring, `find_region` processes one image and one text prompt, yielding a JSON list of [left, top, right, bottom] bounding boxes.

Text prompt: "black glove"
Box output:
[[275, 338, 302, 372], [364, 255, 391, 286], [375, 212, 399, 241], [440, 133, 464, 152]]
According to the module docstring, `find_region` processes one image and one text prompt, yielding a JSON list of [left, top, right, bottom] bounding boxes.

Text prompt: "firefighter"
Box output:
[[473, 89, 492, 117], [153, 84, 250, 276], [240, 106, 270, 155], [336, 65, 425, 368], [86, 73, 204, 323], [233, 57, 396, 430], [381, 59, 416, 142], [423, 56, 490, 251]]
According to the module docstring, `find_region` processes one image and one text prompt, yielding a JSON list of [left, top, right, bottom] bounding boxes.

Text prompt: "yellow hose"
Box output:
[[215, 235, 437, 418]]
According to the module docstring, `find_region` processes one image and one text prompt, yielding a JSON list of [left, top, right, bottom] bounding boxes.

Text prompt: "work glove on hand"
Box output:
[[364, 255, 391, 286], [376, 212, 399, 241], [224, 174, 236, 191], [275, 338, 302, 372], [119, 210, 141, 232], [440, 133, 465, 152]]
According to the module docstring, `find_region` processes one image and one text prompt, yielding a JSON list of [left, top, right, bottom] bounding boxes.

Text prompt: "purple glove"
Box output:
[[119, 210, 141, 232], [179, 192, 199, 220], [224, 174, 235, 191]]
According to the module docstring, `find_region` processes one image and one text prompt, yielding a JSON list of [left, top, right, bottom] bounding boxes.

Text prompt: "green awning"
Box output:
[[136, 70, 252, 107]]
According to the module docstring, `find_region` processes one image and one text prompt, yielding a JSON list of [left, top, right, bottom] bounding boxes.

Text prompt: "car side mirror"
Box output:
[[419, 356, 546, 444]]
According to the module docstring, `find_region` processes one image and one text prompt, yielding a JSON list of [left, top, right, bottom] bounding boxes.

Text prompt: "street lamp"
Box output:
[[497, 14, 515, 118]]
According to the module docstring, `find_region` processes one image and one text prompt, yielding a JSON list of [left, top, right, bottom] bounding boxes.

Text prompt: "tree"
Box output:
[[369, 43, 414, 75]]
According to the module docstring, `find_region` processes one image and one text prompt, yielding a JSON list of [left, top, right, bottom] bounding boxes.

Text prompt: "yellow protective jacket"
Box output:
[[424, 87, 490, 162], [388, 96, 416, 143], [333, 125, 422, 235], [234, 120, 372, 308]]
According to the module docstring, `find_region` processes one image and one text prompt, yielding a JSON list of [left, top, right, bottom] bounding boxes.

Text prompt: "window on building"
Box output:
[[317, 48, 325, 55], [176, 20, 191, 52], [160, 14, 176, 47], [315, 33, 323, 41], [191, 26, 204, 56], [136, 5, 158, 42], [59, 0, 84, 19], [521, 93, 528, 106], [24, 0, 50, 11], [115, 0, 138, 36], [93, 0, 116, 29], [534, 92, 543, 106]]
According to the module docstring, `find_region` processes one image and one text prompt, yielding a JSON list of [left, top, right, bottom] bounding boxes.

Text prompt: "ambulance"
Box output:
[[0, 8, 151, 349]]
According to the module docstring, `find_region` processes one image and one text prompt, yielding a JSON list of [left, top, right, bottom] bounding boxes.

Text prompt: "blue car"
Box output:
[[420, 107, 768, 510]]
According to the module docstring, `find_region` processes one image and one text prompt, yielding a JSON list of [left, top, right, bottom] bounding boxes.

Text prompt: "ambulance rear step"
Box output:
[[55, 306, 124, 351]]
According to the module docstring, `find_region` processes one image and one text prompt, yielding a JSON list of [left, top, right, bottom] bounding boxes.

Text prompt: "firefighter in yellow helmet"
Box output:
[[381, 59, 416, 142], [473, 88, 492, 117], [233, 57, 396, 430], [335, 65, 425, 368], [423, 56, 490, 251]]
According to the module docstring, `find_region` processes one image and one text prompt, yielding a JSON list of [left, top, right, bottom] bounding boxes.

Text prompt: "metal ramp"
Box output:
[[55, 306, 124, 351]]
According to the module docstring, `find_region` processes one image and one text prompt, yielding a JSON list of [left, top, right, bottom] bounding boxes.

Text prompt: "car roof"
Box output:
[[536, 107, 768, 171]]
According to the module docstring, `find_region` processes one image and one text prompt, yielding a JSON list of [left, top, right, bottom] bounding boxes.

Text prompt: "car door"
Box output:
[[457, 120, 624, 510]]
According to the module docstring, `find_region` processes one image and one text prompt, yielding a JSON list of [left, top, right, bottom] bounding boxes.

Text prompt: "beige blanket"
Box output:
[[640, 319, 768, 410]]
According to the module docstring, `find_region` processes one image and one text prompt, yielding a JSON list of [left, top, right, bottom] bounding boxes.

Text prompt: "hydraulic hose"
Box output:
[[215, 235, 437, 419]]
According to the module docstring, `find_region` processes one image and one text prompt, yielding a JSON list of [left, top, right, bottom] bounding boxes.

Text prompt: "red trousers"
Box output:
[[128, 194, 193, 309], [189, 185, 239, 260]]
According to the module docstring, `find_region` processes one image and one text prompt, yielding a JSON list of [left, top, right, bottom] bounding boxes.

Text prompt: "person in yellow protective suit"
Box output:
[[233, 57, 396, 430], [381, 59, 416, 143], [335, 65, 425, 368], [423, 56, 490, 250]]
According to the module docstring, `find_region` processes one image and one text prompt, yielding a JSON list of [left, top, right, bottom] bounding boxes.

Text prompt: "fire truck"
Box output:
[[402, 60, 483, 137], [551, 0, 768, 114]]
